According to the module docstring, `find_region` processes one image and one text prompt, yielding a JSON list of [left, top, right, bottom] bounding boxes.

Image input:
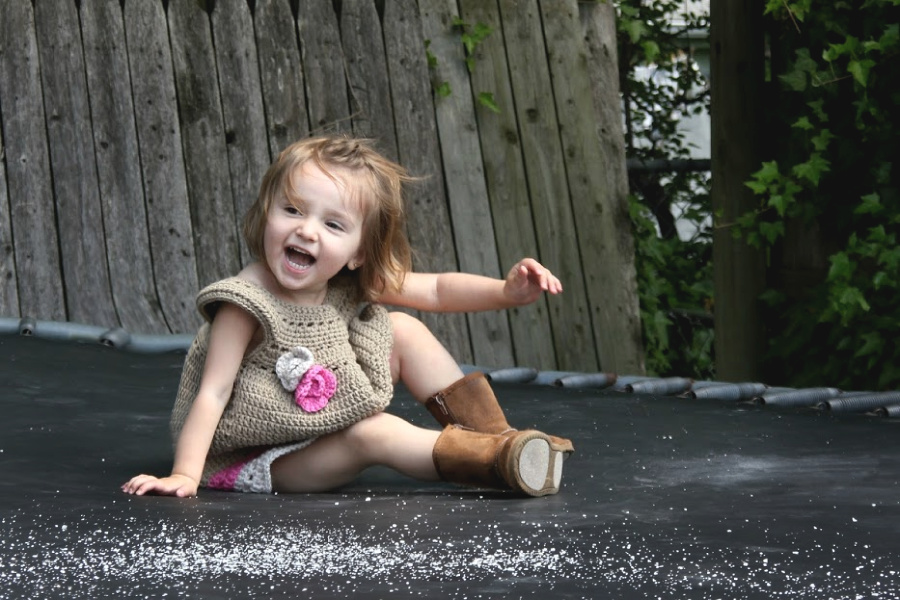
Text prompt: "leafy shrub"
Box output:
[[616, 0, 715, 379], [740, 1, 900, 389]]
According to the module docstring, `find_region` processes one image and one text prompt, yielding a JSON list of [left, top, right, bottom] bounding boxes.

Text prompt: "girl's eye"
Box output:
[[326, 221, 345, 232], [285, 205, 302, 216]]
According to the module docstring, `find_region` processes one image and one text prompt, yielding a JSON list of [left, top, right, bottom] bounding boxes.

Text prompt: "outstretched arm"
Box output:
[[122, 303, 257, 497], [378, 257, 562, 313]]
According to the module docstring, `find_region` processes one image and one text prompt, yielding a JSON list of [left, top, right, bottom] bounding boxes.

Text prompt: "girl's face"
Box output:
[[263, 162, 366, 304]]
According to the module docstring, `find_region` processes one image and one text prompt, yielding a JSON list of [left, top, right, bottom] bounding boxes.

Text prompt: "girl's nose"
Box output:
[[296, 219, 318, 241]]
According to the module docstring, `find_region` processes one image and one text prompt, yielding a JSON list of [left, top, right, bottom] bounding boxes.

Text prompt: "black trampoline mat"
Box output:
[[2, 334, 899, 599]]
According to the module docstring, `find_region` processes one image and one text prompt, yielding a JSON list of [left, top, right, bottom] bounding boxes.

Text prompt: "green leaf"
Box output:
[[768, 194, 788, 216], [477, 92, 501, 114], [824, 35, 861, 62], [651, 310, 672, 350], [878, 23, 900, 49], [623, 19, 646, 44], [838, 286, 870, 312], [792, 153, 831, 186], [794, 47, 818, 72], [853, 193, 884, 215], [759, 288, 786, 305], [640, 40, 661, 63], [472, 22, 493, 41], [854, 331, 883, 358], [868, 224, 888, 243], [759, 220, 785, 244], [828, 252, 853, 281], [752, 161, 782, 184], [735, 211, 759, 230], [763, 0, 783, 16], [811, 128, 833, 151], [792, 116, 814, 130], [878, 246, 900, 271], [848, 59, 876, 86], [425, 40, 437, 68], [461, 35, 477, 56], [435, 81, 451, 98], [745, 179, 768, 195], [807, 99, 828, 121], [779, 69, 807, 92], [782, 179, 803, 200], [618, 5, 639, 19]]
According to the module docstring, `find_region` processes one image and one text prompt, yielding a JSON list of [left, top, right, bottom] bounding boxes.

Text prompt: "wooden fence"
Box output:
[[0, 0, 643, 374]]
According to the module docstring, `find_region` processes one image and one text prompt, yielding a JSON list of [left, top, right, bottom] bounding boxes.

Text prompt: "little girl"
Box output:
[[122, 135, 572, 499]]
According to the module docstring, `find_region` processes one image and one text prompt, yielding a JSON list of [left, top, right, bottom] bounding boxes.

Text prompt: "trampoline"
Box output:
[[2, 331, 900, 599]]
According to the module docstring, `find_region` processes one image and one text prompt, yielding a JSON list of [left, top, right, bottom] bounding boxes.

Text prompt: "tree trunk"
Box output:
[[710, 0, 767, 381]]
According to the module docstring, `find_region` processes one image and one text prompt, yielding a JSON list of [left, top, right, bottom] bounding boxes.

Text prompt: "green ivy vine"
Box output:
[[739, 1, 900, 388], [426, 18, 500, 114]]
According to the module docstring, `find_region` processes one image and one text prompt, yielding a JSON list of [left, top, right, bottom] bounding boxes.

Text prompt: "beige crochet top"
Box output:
[[169, 275, 394, 482]]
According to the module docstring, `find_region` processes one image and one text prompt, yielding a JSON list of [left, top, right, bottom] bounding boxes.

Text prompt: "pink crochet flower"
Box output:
[[294, 365, 337, 413]]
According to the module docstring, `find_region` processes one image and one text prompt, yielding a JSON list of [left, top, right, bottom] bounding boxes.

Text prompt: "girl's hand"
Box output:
[[121, 473, 199, 498], [504, 258, 563, 305]]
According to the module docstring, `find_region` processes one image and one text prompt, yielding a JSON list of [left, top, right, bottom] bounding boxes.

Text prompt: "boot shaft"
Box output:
[[426, 372, 575, 455], [425, 371, 514, 433]]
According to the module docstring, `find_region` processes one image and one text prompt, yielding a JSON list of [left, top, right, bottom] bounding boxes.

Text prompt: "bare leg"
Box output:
[[389, 312, 465, 401], [270, 412, 441, 493]]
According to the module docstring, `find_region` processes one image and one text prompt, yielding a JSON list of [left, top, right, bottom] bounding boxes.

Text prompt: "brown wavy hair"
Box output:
[[243, 135, 412, 300]]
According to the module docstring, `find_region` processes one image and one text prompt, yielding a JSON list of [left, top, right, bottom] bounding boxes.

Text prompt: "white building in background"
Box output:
[[673, 0, 711, 161], [629, 0, 711, 240]]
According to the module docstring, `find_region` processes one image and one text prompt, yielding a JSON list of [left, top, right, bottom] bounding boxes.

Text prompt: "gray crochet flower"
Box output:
[[275, 346, 315, 391]]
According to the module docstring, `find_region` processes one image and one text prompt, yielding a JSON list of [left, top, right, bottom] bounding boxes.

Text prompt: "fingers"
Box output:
[[121, 474, 154, 495], [515, 259, 563, 294], [121, 474, 197, 497]]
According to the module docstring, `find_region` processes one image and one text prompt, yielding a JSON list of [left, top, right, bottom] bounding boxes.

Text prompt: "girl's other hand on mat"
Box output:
[[504, 258, 563, 305], [121, 473, 198, 498]]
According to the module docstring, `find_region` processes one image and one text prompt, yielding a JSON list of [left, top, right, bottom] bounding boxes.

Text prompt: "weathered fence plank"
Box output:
[[1, 0, 640, 374], [297, 0, 352, 134], [340, 0, 422, 329], [542, 0, 643, 373], [458, 0, 557, 369], [419, 0, 514, 368], [80, 0, 169, 334], [0, 2, 66, 321], [340, 1, 400, 160], [498, 0, 599, 372], [577, 0, 645, 374], [33, 1, 118, 327], [254, 0, 310, 158], [0, 114, 15, 317], [212, 0, 272, 265], [168, 0, 242, 288], [124, 0, 201, 333], [382, 0, 471, 363]]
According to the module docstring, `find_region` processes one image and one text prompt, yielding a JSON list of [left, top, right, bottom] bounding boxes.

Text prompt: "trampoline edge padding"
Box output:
[[3, 318, 900, 418]]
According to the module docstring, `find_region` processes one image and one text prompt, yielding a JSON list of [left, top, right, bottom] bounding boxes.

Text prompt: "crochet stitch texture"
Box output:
[[169, 275, 394, 484]]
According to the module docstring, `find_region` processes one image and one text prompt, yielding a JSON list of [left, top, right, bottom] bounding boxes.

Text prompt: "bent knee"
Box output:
[[389, 311, 428, 341], [389, 312, 427, 381], [343, 413, 403, 455]]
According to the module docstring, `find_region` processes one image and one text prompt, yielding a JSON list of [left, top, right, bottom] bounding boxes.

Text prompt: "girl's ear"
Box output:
[[349, 255, 364, 270]]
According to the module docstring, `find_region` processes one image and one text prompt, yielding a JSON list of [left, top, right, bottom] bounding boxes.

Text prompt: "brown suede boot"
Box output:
[[432, 426, 563, 496], [425, 371, 575, 454]]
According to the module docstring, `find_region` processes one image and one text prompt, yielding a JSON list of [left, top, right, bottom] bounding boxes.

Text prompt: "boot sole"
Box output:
[[513, 434, 563, 497]]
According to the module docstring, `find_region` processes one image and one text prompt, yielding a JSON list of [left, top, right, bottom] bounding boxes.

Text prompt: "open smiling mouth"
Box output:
[[286, 246, 316, 270]]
